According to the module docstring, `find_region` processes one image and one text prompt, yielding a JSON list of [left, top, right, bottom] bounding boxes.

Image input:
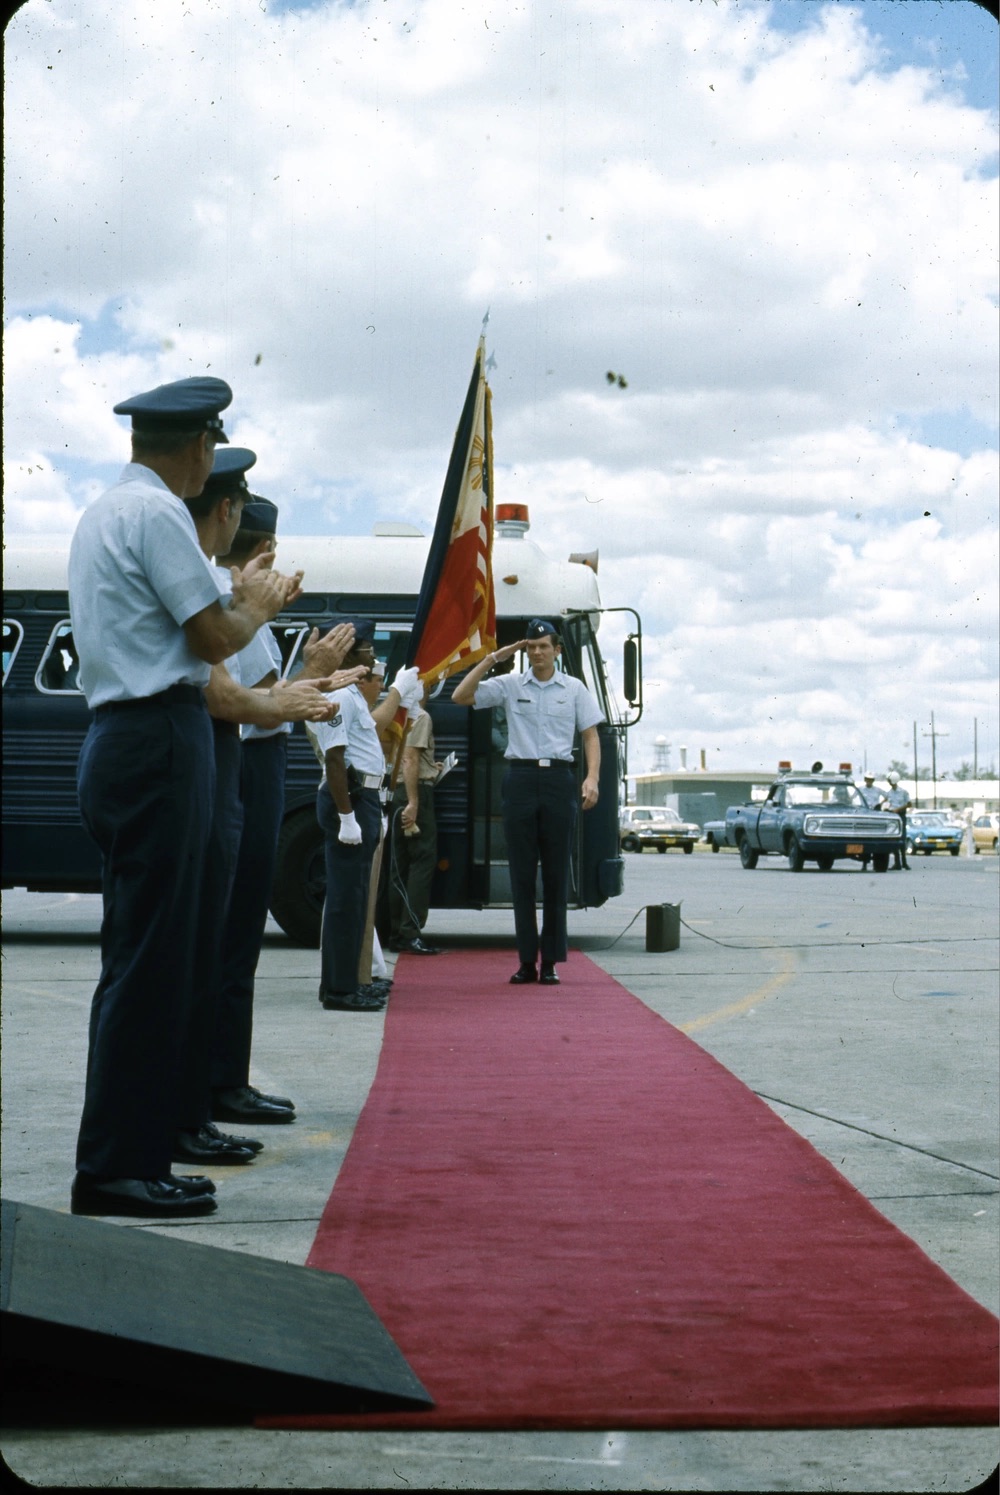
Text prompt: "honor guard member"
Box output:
[[387, 682, 444, 955], [306, 624, 421, 1011], [69, 377, 294, 1218], [175, 454, 336, 1164], [209, 499, 360, 1126], [452, 620, 603, 985]]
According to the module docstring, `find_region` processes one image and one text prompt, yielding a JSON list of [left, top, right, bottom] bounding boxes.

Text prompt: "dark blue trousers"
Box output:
[[388, 783, 437, 944], [317, 784, 382, 997], [212, 734, 287, 1089], [176, 722, 244, 1130], [76, 693, 213, 1179], [502, 761, 577, 965]]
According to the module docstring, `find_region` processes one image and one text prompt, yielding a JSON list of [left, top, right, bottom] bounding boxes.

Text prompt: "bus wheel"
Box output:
[[270, 807, 325, 947]]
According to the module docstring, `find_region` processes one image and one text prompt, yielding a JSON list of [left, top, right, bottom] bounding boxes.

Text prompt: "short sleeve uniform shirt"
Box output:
[[237, 626, 291, 742], [306, 684, 385, 781], [472, 669, 603, 760], [68, 464, 221, 707]]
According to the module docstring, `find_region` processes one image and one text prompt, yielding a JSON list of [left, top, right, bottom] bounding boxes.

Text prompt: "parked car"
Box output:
[[972, 813, 999, 854], [620, 806, 700, 854], [905, 811, 964, 857]]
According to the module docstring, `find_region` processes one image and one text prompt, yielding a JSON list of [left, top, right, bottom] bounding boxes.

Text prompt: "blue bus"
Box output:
[[2, 506, 641, 944]]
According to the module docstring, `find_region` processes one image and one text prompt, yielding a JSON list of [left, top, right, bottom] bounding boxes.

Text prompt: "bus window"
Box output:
[[36, 621, 82, 694], [3, 620, 24, 685], [272, 623, 309, 677], [283, 619, 412, 682]]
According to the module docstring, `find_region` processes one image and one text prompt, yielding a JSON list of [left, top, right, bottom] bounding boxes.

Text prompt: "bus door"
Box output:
[[559, 612, 625, 907]]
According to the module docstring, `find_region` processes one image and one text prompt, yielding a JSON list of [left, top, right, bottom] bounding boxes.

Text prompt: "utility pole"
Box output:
[[923, 712, 949, 810], [974, 717, 978, 778], [912, 721, 919, 810]]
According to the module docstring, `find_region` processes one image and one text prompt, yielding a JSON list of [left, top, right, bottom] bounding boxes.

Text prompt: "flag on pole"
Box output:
[[406, 335, 497, 680]]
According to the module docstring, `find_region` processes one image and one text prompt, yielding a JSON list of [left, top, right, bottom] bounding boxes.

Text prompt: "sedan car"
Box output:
[[620, 806, 700, 854], [972, 813, 999, 854], [905, 810, 964, 857]]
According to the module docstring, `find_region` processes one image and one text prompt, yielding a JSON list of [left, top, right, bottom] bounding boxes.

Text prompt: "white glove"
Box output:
[[392, 665, 422, 709], [337, 809, 363, 845]]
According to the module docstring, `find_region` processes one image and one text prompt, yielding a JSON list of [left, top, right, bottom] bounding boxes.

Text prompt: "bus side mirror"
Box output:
[[623, 635, 641, 709]]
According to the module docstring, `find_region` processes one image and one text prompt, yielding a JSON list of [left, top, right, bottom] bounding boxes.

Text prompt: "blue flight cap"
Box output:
[[239, 495, 278, 534], [203, 447, 257, 497], [526, 618, 560, 641], [329, 617, 375, 651], [113, 376, 233, 443], [346, 617, 376, 646]]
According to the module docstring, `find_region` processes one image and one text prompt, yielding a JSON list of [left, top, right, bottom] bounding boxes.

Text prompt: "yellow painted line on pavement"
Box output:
[[678, 949, 797, 1034]]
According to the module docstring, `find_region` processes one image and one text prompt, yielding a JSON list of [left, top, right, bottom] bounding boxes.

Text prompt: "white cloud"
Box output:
[[3, 0, 997, 775]]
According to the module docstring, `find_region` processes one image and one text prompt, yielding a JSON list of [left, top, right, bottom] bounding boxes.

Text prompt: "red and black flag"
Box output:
[[406, 335, 497, 680]]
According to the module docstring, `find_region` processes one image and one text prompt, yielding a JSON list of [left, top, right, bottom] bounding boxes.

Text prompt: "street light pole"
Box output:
[[923, 712, 949, 811]]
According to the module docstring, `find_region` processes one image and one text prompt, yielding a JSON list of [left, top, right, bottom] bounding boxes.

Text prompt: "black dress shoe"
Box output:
[[357, 982, 392, 1004], [509, 962, 538, 985], [173, 1127, 256, 1165], [211, 1087, 296, 1124], [202, 1120, 264, 1155], [539, 963, 560, 985], [321, 988, 385, 1011], [168, 1173, 217, 1196], [248, 1085, 295, 1111], [71, 1174, 218, 1218], [393, 938, 443, 955]]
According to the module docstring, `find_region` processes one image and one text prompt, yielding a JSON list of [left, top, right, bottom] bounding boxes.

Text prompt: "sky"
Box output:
[[4, 0, 998, 779]]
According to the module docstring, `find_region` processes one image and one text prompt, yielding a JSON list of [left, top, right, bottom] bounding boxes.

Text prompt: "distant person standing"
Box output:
[[452, 620, 603, 986], [388, 683, 443, 956], [885, 770, 911, 870], [68, 377, 294, 1218], [858, 772, 884, 809]]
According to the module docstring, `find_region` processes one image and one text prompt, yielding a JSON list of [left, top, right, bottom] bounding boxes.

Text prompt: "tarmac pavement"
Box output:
[[2, 847, 998, 1491]]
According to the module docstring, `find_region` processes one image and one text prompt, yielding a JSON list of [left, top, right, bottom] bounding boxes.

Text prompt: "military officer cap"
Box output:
[[238, 495, 278, 534], [343, 617, 376, 646], [113, 376, 232, 443], [526, 617, 561, 641], [316, 616, 375, 649], [203, 447, 257, 498]]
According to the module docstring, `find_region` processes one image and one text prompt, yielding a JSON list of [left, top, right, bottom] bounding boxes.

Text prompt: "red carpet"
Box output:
[[264, 950, 999, 1430]]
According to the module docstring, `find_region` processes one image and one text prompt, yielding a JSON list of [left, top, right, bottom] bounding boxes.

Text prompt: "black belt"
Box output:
[[94, 684, 204, 717], [507, 757, 573, 768], [212, 718, 240, 738]]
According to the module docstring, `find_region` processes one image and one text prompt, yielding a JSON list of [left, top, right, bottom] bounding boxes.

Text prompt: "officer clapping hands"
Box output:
[[267, 665, 369, 723], [229, 557, 304, 620], [300, 621, 356, 677]]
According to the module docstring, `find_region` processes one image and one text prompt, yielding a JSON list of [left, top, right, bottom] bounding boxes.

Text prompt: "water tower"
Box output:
[[652, 735, 670, 772]]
